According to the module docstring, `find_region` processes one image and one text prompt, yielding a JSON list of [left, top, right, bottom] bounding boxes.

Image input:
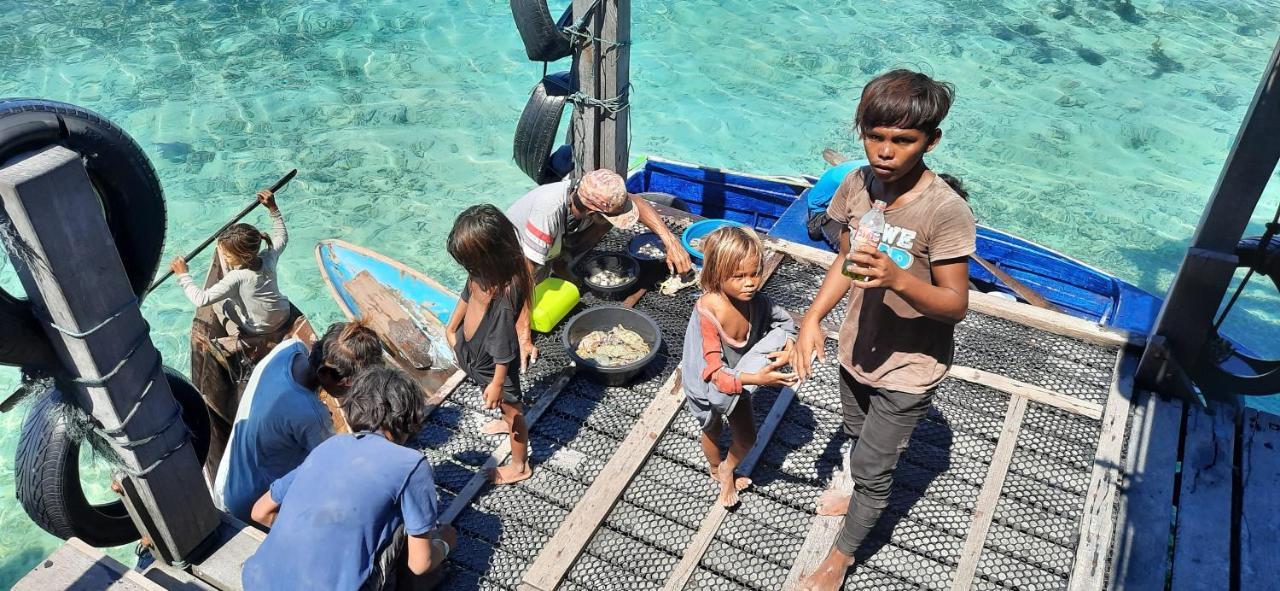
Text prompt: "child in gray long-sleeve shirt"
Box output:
[[171, 188, 292, 336], [680, 226, 797, 508]]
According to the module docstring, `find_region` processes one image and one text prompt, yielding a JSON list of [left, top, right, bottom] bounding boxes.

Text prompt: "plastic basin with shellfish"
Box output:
[[579, 252, 640, 300], [562, 306, 663, 385]]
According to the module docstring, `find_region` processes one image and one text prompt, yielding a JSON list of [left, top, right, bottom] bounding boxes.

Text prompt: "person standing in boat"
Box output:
[[214, 321, 384, 523], [245, 367, 456, 590], [170, 188, 293, 354], [505, 168, 693, 368], [445, 205, 535, 485], [793, 70, 976, 590]]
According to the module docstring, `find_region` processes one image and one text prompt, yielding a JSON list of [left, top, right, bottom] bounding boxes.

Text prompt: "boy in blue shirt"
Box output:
[[244, 367, 456, 590]]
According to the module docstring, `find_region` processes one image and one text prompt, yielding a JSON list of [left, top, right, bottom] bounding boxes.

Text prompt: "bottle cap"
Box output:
[[872, 200, 888, 210]]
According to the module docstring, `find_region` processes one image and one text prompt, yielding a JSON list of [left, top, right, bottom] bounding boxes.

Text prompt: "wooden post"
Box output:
[[570, 0, 630, 177], [0, 146, 220, 562], [1138, 37, 1280, 394]]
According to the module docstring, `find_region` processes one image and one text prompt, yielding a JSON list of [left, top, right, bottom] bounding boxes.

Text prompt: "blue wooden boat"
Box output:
[[315, 239, 459, 372], [626, 155, 1163, 334]]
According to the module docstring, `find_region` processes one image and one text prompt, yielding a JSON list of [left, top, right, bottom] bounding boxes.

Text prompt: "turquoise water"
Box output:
[[0, 0, 1278, 585]]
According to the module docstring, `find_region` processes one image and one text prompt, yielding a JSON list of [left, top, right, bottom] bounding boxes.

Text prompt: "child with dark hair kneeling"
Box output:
[[794, 69, 976, 589], [445, 204, 535, 485], [244, 367, 455, 591]]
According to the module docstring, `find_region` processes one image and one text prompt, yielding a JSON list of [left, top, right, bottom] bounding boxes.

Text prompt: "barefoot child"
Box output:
[[681, 226, 798, 508], [171, 188, 292, 341], [793, 70, 976, 590], [445, 204, 534, 485]]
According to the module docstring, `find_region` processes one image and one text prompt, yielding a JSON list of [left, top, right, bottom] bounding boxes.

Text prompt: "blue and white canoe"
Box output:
[[626, 155, 1163, 334], [315, 239, 459, 378]]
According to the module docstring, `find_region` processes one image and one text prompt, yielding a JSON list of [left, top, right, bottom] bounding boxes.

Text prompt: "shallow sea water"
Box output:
[[0, 0, 1278, 585]]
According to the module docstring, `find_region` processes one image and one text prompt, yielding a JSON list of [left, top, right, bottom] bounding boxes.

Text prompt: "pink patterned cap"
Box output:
[[576, 169, 638, 228]]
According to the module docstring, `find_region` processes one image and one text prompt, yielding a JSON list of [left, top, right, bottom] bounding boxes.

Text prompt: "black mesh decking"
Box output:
[[420, 224, 1118, 590]]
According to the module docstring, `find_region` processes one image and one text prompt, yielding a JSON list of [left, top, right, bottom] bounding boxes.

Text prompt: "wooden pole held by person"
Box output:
[[0, 146, 221, 562]]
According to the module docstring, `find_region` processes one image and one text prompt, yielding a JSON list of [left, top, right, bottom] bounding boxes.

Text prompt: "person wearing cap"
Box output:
[[506, 168, 692, 368]]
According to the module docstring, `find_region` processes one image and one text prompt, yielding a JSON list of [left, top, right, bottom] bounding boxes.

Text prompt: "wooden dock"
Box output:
[[16, 214, 1280, 590]]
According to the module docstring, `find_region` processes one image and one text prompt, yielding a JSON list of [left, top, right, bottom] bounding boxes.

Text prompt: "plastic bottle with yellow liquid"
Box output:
[[842, 200, 888, 281]]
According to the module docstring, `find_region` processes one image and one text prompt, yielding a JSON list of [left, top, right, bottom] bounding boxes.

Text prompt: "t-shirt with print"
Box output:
[[506, 180, 571, 266], [826, 167, 976, 394], [241, 433, 439, 591]]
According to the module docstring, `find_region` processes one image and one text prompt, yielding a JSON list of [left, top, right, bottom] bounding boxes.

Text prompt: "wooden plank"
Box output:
[[1239, 407, 1280, 589], [1108, 389, 1184, 590], [968, 290, 1134, 348], [783, 458, 855, 590], [344, 271, 439, 370], [438, 367, 577, 525], [188, 513, 267, 591], [662, 386, 797, 590], [950, 395, 1030, 590], [1068, 350, 1137, 590], [14, 538, 165, 591], [571, 0, 599, 177], [518, 369, 684, 591], [597, 0, 630, 174], [0, 146, 220, 561], [948, 364, 1104, 420], [1170, 400, 1239, 591]]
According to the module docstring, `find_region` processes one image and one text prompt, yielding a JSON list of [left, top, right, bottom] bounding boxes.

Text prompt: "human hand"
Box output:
[[257, 189, 277, 209], [483, 382, 503, 410], [169, 256, 188, 275], [747, 355, 799, 388], [664, 237, 693, 275], [845, 244, 901, 290], [445, 327, 456, 350], [794, 320, 825, 381], [518, 338, 539, 374], [433, 524, 458, 550]]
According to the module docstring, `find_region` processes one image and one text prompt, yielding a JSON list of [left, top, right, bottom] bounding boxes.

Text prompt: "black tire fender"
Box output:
[[14, 367, 210, 547], [0, 99, 167, 369], [511, 1, 574, 62], [514, 72, 574, 184]]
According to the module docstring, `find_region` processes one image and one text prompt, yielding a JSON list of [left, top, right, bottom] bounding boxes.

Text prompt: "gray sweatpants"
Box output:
[[835, 368, 934, 556]]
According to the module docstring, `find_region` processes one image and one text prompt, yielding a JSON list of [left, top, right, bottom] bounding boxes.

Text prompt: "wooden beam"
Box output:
[[1068, 351, 1137, 589], [1108, 389, 1183, 590], [1170, 400, 1239, 591], [518, 369, 683, 591], [948, 365, 1104, 420], [967, 290, 1134, 348], [1238, 407, 1280, 590], [0, 146, 220, 562], [597, 0, 630, 174], [950, 395, 1029, 590], [438, 367, 576, 526], [783, 458, 855, 589], [187, 513, 267, 591], [571, 0, 600, 177], [13, 538, 165, 591], [1140, 37, 1280, 392], [662, 386, 797, 590]]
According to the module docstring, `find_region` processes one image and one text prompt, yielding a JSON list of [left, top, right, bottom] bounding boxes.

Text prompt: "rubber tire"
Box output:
[[1236, 235, 1280, 289], [514, 72, 574, 184], [0, 99, 166, 368], [14, 367, 211, 548], [511, 1, 574, 62]]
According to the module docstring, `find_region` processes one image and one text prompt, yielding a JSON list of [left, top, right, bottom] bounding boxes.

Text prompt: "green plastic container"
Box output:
[[530, 277, 580, 333]]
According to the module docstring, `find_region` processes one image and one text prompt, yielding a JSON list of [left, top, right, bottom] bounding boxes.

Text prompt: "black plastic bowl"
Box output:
[[579, 252, 640, 300], [562, 306, 663, 385]]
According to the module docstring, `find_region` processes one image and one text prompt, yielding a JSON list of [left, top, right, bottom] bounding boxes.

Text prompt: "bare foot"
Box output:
[[816, 490, 851, 516], [488, 463, 533, 485], [710, 466, 752, 490], [795, 550, 854, 591], [480, 419, 509, 436], [708, 465, 722, 484], [716, 463, 747, 507]]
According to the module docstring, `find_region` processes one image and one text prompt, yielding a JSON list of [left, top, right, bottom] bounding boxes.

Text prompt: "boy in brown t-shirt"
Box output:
[[794, 70, 977, 590]]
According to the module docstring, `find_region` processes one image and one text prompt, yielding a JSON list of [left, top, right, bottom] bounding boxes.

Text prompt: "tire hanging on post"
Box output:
[[0, 98, 167, 370], [510, 1, 575, 62], [14, 368, 211, 548], [514, 71, 575, 184]]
